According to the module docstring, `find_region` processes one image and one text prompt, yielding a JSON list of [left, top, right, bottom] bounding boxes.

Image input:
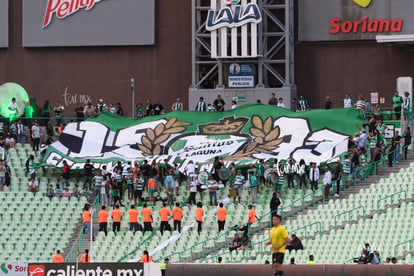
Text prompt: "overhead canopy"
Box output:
[[43, 104, 366, 171]]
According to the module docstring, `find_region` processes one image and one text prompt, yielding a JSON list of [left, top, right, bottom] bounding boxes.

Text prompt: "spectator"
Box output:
[[47, 184, 54, 200], [5, 134, 15, 149], [145, 99, 154, 116], [93, 169, 103, 203], [286, 159, 295, 189], [83, 159, 94, 191], [188, 174, 197, 205], [233, 169, 245, 205], [286, 234, 304, 252], [214, 95, 226, 112], [216, 203, 227, 232], [229, 233, 242, 252], [386, 138, 397, 167], [392, 91, 403, 120], [73, 184, 80, 200], [52, 250, 64, 263], [309, 163, 319, 191], [297, 96, 309, 111], [63, 188, 70, 198], [124, 167, 134, 203], [142, 203, 153, 234], [147, 177, 156, 206], [139, 250, 152, 263], [31, 121, 41, 153], [55, 184, 63, 198], [298, 159, 307, 189], [134, 173, 145, 206], [342, 93, 354, 108], [249, 170, 258, 204], [277, 98, 286, 108], [268, 93, 277, 105], [173, 163, 181, 194], [354, 95, 365, 110], [207, 174, 218, 206], [16, 120, 27, 144], [325, 96, 332, 109], [391, 257, 397, 264], [153, 100, 163, 115], [61, 160, 71, 188], [135, 103, 145, 119], [270, 192, 281, 217], [172, 202, 183, 233], [139, 160, 151, 184], [116, 102, 124, 116], [395, 130, 401, 163], [323, 167, 332, 201], [3, 161, 11, 190], [53, 101, 64, 126], [109, 103, 117, 113], [231, 100, 238, 110], [128, 205, 140, 233], [196, 202, 204, 235], [291, 98, 298, 111], [98, 205, 108, 236], [79, 249, 91, 263], [8, 98, 19, 122], [403, 92, 410, 121], [239, 235, 251, 252], [403, 127, 412, 160], [207, 104, 215, 112], [306, 255, 316, 265], [82, 204, 92, 235], [290, 258, 296, 265], [28, 177, 39, 194], [171, 98, 183, 111], [195, 97, 207, 111], [164, 170, 174, 207], [74, 105, 84, 121], [332, 161, 342, 198], [160, 203, 171, 235]]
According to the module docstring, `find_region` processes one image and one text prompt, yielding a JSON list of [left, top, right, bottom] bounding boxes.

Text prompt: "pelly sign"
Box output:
[[206, 2, 262, 31], [43, 0, 106, 28]]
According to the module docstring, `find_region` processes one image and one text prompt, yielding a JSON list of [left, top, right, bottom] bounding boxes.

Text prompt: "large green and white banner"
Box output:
[[43, 104, 366, 170]]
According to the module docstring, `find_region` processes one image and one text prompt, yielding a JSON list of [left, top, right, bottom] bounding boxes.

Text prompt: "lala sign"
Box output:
[[206, 1, 262, 31], [43, 0, 105, 28]]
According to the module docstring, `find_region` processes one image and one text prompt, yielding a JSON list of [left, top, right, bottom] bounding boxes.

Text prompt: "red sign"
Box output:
[[43, 0, 104, 28], [28, 265, 45, 276], [329, 16, 403, 34]]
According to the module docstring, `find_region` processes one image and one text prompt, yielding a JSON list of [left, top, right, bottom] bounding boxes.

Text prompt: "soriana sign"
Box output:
[[299, 0, 411, 42]]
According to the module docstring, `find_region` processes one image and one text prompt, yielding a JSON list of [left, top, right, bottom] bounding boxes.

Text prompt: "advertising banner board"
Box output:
[[22, 0, 155, 47], [0, 263, 27, 276], [0, 0, 9, 48], [299, 0, 414, 41], [27, 263, 144, 276]]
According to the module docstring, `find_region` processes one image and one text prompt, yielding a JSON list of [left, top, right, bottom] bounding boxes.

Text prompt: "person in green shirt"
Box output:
[[160, 258, 169, 276], [249, 171, 258, 204], [392, 91, 403, 120]]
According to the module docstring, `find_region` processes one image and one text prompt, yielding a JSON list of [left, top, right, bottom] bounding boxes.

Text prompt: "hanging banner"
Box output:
[[43, 105, 366, 169]]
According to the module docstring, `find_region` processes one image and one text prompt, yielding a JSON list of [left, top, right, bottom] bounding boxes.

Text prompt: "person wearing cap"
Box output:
[[171, 98, 183, 111], [233, 169, 245, 204], [323, 167, 332, 201]]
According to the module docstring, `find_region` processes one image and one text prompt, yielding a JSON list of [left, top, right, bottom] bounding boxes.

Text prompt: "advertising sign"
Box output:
[[43, 106, 366, 169], [299, 0, 414, 41], [27, 263, 144, 276], [228, 63, 254, 88], [0, 0, 9, 48], [206, 0, 262, 58], [22, 0, 155, 47], [0, 263, 27, 276], [370, 92, 378, 104]]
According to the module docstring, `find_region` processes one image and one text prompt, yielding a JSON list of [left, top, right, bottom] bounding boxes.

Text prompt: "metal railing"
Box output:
[[394, 239, 414, 258], [291, 221, 322, 239], [376, 190, 407, 212], [333, 206, 365, 231]]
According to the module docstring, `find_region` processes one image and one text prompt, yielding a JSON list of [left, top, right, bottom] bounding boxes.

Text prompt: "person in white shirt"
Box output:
[[309, 163, 319, 191], [185, 160, 196, 184], [231, 100, 238, 110], [323, 168, 332, 201], [8, 98, 19, 122], [342, 93, 354, 108], [189, 174, 198, 205], [277, 98, 286, 108], [28, 177, 39, 193]]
